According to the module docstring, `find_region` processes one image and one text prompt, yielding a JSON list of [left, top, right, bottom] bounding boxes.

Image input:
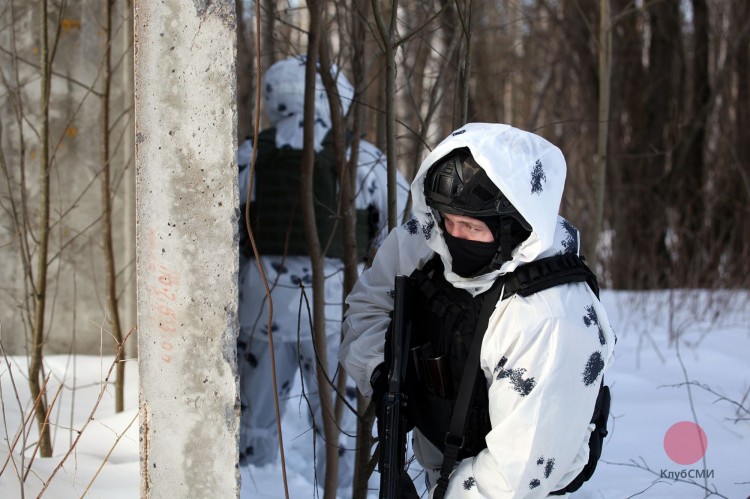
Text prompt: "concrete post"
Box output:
[[133, 1, 238, 497]]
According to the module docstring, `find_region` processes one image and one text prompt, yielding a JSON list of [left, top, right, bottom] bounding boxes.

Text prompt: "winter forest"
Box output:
[[0, 1, 748, 498]]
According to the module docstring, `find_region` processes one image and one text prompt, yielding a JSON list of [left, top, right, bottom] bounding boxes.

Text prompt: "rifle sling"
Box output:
[[432, 279, 504, 499]]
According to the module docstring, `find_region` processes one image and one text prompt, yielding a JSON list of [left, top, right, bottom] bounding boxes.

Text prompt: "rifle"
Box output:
[[379, 274, 418, 499]]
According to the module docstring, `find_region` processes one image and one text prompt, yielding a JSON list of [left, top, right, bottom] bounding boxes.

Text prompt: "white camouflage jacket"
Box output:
[[339, 123, 616, 497]]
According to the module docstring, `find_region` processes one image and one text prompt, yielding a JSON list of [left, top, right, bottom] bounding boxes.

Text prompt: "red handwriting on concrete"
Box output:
[[146, 229, 180, 363]]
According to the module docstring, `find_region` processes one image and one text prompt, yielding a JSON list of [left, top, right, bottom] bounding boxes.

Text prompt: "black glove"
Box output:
[[370, 361, 391, 449], [372, 363, 420, 499], [370, 362, 388, 419]]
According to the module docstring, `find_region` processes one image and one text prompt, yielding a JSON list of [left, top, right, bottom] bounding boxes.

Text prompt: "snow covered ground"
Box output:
[[1, 289, 748, 498]]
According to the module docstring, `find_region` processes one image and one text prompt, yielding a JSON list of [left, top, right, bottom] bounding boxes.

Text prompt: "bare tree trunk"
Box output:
[[236, 0, 253, 139], [708, 0, 750, 284], [399, 14, 430, 184], [372, 0, 400, 231], [644, 0, 681, 289], [437, 1, 461, 130], [242, 1, 291, 496], [374, 52, 387, 152], [732, 0, 750, 265], [608, 0, 645, 289], [318, 33, 351, 499], [457, 0, 473, 125], [588, 0, 611, 270], [348, 4, 378, 497], [99, 0, 126, 413], [502, 0, 516, 124], [301, 3, 338, 497], [30, 0, 54, 458], [262, 0, 276, 71], [609, 0, 679, 289], [671, 0, 710, 286]]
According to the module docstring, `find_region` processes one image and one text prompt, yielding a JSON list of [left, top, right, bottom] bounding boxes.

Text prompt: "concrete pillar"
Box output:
[[133, 1, 238, 497]]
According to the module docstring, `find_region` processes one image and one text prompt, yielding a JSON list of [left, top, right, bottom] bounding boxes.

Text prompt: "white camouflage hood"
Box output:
[[262, 56, 354, 151], [411, 123, 575, 292]]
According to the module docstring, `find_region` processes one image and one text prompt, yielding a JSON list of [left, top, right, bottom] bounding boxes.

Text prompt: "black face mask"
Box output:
[[443, 230, 498, 277]]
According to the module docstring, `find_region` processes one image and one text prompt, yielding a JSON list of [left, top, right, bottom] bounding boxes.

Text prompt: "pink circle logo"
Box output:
[[663, 421, 708, 465]]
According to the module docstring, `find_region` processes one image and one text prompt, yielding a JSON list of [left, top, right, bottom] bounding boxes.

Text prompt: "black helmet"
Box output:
[[424, 148, 530, 230], [424, 148, 531, 269]]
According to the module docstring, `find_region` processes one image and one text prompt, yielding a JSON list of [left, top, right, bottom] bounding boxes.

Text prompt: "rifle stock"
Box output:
[[379, 274, 416, 499]]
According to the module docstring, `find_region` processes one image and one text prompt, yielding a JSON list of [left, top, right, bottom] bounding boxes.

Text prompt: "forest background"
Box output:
[[0, 0, 748, 498]]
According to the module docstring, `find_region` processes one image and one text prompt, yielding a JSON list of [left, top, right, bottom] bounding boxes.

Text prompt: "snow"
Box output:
[[1, 290, 748, 498]]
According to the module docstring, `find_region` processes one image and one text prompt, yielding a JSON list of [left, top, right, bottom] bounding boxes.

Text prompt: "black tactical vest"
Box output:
[[406, 256, 493, 459], [405, 254, 610, 495], [239, 128, 374, 260]]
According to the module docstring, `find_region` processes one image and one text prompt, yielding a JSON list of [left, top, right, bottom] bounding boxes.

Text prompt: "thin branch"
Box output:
[[36, 327, 135, 495], [661, 381, 750, 419], [81, 411, 138, 497], [0, 46, 104, 97]]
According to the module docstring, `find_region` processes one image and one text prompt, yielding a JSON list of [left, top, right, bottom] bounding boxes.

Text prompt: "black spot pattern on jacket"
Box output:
[[582, 351, 605, 386], [534, 456, 555, 480], [583, 305, 606, 345], [560, 219, 578, 254], [280, 380, 291, 396], [544, 458, 555, 479], [239, 442, 255, 463], [246, 352, 259, 368], [494, 357, 536, 396], [531, 160, 547, 194], [260, 322, 279, 336], [528, 456, 555, 492], [271, 262, 288, 274], [387, 288, 395, 300], [463, 477, 476, 490], [290, 269, 312, 286], [422, 214, 435, 240], [346, 386, 358, 400], [405, 217, 419, 235]]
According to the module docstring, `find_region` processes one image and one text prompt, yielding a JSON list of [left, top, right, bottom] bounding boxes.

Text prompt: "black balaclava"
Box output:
[[441, 216, 531, 277], [443, 230, 498, 277], [425, 148, 532, 275]]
